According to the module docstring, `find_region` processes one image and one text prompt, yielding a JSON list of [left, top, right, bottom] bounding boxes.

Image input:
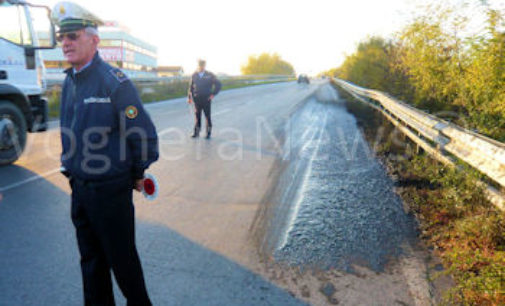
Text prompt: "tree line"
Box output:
[[241, 53, 295, 76], [327, 3, 505, 142]]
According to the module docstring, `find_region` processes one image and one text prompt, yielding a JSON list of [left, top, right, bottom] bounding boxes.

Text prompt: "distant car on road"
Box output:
[[297, 74, 310, 84]]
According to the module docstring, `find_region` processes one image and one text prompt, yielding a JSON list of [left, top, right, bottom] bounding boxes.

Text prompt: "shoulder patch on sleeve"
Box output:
[[109, 68, 128, 83], [125, 105, 138, 119]]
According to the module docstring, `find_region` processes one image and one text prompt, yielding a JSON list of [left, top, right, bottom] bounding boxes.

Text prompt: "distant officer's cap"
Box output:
[[51, 2, 104, 33]]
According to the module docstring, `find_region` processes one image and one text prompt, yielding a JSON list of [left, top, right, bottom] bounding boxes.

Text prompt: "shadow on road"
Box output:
[[0, 169, 305, 305], [0, 165, 51, 188]]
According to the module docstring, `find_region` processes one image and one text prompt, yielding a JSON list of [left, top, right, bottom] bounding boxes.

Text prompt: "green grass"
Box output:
[[397, 155, 505, 305], [46, 78, 294, 119]]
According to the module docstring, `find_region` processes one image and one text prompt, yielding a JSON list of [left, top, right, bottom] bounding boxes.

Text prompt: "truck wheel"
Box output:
[[0, 100, 27, 165]]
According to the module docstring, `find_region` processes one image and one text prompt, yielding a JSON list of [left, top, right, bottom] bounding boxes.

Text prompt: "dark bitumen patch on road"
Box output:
[[254, 84, 417, 273]]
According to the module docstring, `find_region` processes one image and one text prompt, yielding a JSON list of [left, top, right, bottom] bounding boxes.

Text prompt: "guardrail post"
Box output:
[[433, 122, 451, 158], [415, 132, 424, 155]]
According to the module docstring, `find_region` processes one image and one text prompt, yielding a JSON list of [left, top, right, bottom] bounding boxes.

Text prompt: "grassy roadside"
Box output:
[[338, 87, 505, 305], [46, 78, 294, 118]]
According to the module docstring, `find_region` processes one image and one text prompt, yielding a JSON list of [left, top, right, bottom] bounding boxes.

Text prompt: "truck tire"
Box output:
[[0, 100, 27, 165]]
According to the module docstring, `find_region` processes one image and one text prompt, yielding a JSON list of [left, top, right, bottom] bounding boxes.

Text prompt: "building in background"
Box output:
[[40, 21, 157, 82], [157, 66, 184, 77]]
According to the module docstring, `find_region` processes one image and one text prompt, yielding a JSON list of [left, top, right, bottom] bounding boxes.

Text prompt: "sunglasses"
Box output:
[[56, 32, 81, 42]]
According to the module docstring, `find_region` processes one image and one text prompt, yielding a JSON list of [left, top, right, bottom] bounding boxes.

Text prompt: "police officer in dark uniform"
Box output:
[[53, 2, 157, 305], [187, 59, 222, 139]]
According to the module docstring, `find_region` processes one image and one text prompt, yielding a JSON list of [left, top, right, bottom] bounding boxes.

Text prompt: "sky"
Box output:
[[38, 0, 504, 75]]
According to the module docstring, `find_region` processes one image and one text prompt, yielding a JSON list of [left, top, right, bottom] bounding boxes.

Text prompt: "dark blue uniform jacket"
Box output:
[[188, 71, 222, 99], [60, 52, 158, 181]]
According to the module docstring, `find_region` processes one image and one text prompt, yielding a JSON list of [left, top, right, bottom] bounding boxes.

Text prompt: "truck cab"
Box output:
[[0, 0, 56, 165]]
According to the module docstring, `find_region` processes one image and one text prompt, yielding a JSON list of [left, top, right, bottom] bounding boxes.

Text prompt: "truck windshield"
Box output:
[[0, 2, 33, 46]]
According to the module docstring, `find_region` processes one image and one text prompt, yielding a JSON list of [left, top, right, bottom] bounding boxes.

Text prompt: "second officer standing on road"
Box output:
[[188, 59, 222, 139], [54, 2, 158, 305]]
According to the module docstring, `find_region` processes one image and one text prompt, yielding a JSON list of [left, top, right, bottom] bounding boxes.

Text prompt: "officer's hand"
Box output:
[[134, 179, 143, 192], [209, 95, 214, 101], [187, 98, 193, 104]]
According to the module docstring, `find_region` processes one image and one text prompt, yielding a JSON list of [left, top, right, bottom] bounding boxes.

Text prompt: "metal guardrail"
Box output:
[[333, 78, 505, 211], [45, 74, 295, 87]]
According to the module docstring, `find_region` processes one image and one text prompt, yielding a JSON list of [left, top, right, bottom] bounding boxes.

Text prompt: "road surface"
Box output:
[[0, 81, 431, 305]]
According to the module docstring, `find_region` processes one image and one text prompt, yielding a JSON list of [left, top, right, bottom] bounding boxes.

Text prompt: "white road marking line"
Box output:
[[0, 168, 60, 193], [213, 108, 232, 116]]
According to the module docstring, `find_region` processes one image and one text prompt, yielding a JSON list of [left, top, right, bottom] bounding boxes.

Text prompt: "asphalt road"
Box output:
[[0, 81, 430, 305], [0, 81, 319, 305]]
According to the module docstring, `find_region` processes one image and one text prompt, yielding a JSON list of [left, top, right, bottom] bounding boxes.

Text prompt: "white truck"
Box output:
[[0, 0, 56, 165]]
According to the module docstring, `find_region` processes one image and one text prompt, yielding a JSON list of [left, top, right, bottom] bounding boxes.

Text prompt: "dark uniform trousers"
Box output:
[[70, 175, 151, 306], [193, 96, 212, 131]]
